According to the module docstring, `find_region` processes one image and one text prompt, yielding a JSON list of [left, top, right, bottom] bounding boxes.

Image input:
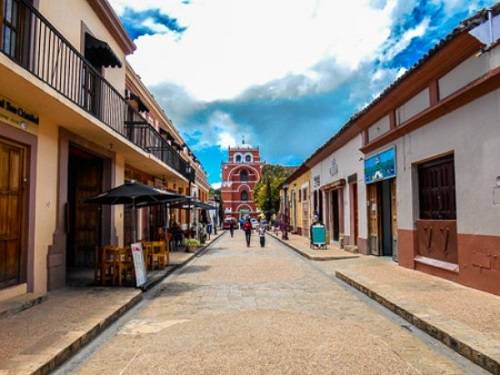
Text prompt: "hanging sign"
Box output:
[[0, 96, 39, 128], [131, 242, 147, 287], [364, 147, 396, 184]]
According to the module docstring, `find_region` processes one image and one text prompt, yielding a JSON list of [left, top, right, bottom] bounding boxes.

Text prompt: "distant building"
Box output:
[[221, 142, 263, 220]]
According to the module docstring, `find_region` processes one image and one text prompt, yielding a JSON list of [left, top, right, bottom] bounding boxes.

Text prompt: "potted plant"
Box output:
[[185, 238, 201, 252]]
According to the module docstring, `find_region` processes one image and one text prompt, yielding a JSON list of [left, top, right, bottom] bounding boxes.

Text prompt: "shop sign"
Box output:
[[131, 242, 147, 287], [0, 96, 39, 127], [364, 147, 396, 184]]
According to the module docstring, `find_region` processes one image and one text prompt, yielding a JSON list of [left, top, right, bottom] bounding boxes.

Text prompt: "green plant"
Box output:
[[185, 238, 201, 248]]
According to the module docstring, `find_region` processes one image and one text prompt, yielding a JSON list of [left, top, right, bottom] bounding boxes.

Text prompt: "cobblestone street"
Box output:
[[57, 232, 487, 375]]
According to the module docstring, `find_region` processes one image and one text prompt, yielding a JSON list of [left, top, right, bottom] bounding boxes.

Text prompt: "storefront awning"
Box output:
[[85, 33, 122, 68], [129, 92, 150, 113]]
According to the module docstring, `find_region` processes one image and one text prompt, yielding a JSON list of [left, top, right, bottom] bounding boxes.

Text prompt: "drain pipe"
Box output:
[[488, 9, 494, 48]]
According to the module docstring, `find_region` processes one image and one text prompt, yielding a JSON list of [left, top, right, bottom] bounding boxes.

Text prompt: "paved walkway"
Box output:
[[270, 232, 359, 260], [0, 232, 225, 375], [62, 232, 487, 374], [0, 288, 141, 374], [326, 256, 500, 373]]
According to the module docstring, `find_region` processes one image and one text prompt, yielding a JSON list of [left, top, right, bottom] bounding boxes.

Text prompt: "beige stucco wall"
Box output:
[[114, 153, 125, 247], [310, 134, 367, 240], [289, 171, 311, 231], [38, 0, 127, 95], [367, 89, 500, 236], [33, 118, 59, 293]]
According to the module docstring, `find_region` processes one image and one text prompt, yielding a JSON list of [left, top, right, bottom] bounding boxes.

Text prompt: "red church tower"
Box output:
[[221, 142, 263, 221]]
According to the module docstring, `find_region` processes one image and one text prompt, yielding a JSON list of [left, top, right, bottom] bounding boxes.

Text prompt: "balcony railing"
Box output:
[[0, 0, 191, 179]]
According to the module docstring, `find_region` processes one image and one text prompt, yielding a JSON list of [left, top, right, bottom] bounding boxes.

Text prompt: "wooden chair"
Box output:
[[142, 242, 153, 270], [99, 245, 118, 286], [116, 247, 135, 286], [150, 241, 169, 269]]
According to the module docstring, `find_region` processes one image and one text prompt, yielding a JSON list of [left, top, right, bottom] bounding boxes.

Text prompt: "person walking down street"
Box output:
[[229, 220, 235, 238], [258, 219, 266, 248], [207, 220, 212, 240], [242, 218, 253, 247]]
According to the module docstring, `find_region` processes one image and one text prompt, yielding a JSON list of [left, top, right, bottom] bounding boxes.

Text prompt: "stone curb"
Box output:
[[335, 270, 500, 375], [141, 231, 226, 291], [28, 232, 226, 375], [0, 293, 48, 320], [32, 292, 143, 375], [269, 233, 359, 261]]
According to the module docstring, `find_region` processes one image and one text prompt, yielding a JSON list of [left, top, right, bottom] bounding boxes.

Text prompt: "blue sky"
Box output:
[[109, 0, 495, 186]]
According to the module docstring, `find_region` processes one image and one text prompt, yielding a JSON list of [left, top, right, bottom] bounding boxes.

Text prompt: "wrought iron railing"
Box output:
[[0, 0, 191, 179]]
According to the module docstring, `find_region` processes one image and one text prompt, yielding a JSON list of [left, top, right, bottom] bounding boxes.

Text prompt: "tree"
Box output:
[[254, 165, 294, 221]]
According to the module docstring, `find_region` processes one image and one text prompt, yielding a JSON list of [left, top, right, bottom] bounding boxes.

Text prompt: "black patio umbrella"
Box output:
[[86, 181, 183, 243], [168, 199, 217, 210]]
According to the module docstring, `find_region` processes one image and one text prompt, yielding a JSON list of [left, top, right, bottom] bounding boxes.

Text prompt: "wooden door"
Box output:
[[367, 184, 379, 255], [417, 155, 457, 263], [67, 150, 103, 269], [0, 138, 27, 288], [331, 190, 340, 242]]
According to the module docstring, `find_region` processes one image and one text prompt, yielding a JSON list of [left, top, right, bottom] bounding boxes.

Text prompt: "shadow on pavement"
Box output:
[[152, 282, 202, 299]]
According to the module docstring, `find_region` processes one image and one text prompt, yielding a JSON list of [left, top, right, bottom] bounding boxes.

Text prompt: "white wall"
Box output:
[[439, 45, 500, 99], [396, 89, 430, 125], [310, 134, 367, 239], [367, 89, 500, 236], [368, 115, 390, 142]]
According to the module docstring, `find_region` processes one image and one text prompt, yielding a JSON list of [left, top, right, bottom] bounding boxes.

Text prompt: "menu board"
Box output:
[[131, 242, 147, 287]]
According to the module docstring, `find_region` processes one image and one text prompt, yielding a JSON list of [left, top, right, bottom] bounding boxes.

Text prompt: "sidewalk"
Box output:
[[0, 232, 225, 375], [0, 287, 142, 375], [334, 256, 500, 374], [269, 232, 359, 261]]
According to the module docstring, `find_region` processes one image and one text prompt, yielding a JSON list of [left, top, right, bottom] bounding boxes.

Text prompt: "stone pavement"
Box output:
[[325, 256, 500, 374], [0, 232, 225, 375], [270, 232, 359, 261], [65, 231, 487, 375], [0, 288, 141, 375]]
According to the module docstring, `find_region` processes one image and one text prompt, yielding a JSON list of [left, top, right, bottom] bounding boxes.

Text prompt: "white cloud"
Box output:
[[111, 0, 398, 102], [211, 182, 222, 190], [383, 17, 431, 60], [188, 110, 251, 151]]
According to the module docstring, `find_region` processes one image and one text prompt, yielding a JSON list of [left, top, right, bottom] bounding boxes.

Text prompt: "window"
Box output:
[[303, 188, 308, 201], [240, 169, 249, 182], [235, 154, 242, 163], [245, 154, 252, 163], [418, 155, 456, 220], [241, 190, 249, 201]]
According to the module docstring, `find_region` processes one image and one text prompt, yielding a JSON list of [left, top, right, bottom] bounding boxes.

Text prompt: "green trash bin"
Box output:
[[311, 224, 326, 249]]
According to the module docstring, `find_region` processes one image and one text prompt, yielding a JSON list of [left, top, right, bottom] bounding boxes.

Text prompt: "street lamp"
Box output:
[[282, 183, 289, 240]]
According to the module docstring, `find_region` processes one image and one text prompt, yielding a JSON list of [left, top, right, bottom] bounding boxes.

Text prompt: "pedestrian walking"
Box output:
[[229, 220, 235, 238], [258, 218, 266, 248], [207, 220, 212, 240], [242, 218, 253, 247]]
